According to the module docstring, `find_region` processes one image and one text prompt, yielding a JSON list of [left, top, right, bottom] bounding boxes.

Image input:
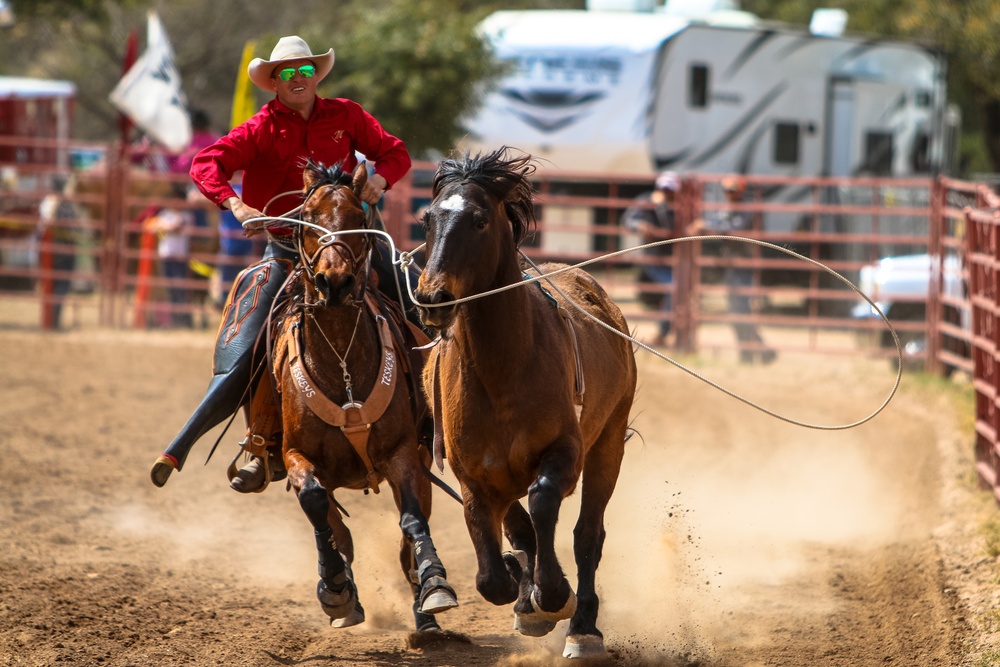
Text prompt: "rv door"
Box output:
[[827, 77, 854, 177], [826, 76, 910, 177]]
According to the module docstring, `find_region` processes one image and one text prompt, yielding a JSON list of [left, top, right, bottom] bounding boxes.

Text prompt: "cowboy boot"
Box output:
[[229, 443, 286, 493], [150, 241, 296, 487]]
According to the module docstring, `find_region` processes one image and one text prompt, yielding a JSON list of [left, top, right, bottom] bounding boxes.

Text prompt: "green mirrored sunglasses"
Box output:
[[277, 64, 316, 82]]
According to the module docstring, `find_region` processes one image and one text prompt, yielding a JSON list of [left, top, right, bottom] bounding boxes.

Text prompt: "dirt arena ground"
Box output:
[[3, 321, 1000, 666]]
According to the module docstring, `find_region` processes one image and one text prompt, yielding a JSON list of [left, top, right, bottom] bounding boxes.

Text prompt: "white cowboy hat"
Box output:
[[247, 36, 335, 91]]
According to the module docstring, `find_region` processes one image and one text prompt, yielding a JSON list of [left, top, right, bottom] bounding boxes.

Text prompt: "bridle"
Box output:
[[295, 182, 374, 307]]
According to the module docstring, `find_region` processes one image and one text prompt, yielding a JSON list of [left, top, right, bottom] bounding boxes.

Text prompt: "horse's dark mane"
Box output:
[[432, 147, 537, 246], [303, 159, 353, 200]]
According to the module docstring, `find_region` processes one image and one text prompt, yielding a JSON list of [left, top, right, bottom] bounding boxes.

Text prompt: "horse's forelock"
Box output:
[[432, 148, 537, 246], [303, 159, 353, 199]]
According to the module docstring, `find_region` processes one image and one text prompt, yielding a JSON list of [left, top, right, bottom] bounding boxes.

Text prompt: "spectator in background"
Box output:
[[171, 111, 223, 321], [170, 109, 220, 177], [692, 176, 776, 364], [146, 183, 194, 328], [213, 177, 262, 308], [622, 170, 679, 347], [38, 173, 81, 330]]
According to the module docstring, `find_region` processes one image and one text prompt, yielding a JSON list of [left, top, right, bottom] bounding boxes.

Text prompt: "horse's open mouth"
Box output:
[[417, 304, 456, 331], [415, 285, 458, 330]]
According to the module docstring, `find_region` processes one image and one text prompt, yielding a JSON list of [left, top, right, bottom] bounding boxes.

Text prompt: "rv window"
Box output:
[[689, 64, 709, 109], [773, 123, 800, 164], [864, 132, 893, 175]]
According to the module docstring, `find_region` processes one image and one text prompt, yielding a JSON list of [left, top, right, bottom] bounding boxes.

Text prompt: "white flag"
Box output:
[[109, 12, 191, 152]]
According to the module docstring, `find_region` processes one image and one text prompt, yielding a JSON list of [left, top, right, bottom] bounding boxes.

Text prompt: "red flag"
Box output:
[[118, 29, 138, 144]]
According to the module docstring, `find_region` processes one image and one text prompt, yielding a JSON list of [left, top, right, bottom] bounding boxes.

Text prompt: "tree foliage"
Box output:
[[0, 0, 579, 158], [302, 1, 503, 158], [8, 0, 1000, 173]]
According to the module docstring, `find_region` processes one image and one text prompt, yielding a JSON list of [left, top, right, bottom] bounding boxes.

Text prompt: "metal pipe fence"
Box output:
[[0, 136, 977, 375]]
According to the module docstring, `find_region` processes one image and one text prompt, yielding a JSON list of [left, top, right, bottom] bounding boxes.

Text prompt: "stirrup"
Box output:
[[227, 436, 283, 493]]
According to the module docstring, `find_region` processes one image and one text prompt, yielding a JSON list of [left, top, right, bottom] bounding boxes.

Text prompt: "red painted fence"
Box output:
[[0, 136, 981, 374]]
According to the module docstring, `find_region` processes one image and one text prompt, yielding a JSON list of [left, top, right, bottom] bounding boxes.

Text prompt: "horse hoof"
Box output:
[[419, 576, 459, 614], [502, 550, 528, 583], [504, 549, 528, 570], [331, 603, 365, 628], [421, 589, 458, 615], [563, 634, 606, 659], [530, 587, 577, 623], [513, 611, 557, 637], [317, 579, 357, 620]]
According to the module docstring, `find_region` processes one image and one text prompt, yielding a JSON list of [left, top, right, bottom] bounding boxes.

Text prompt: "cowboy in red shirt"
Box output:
[[151, 36, 413, 493]]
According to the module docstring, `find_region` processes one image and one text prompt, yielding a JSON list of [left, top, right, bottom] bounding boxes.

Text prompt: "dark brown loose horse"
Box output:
[[271, 160, 457, 631], [414, 148, 637, 658]]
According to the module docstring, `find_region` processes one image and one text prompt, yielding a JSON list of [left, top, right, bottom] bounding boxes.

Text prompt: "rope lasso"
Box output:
[[242, 209, 902, 431], [399, 235, 903, 432]]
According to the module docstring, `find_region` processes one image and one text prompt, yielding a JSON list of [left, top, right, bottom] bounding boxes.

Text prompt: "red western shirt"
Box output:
[[190, 96, 411, 223]]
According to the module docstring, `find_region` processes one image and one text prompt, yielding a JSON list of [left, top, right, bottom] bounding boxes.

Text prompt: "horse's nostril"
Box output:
[[430, 289, 455, 306], [335, 275, 356, 302], [314, 273, 331, 300]]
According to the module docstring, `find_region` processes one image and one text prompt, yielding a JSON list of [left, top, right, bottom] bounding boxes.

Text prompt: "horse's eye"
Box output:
[[419, 210, 431, 233], [473, 212, 488, 230]]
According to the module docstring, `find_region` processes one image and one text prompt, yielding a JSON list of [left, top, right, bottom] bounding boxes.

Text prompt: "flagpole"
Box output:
[[118, 29, 138, 146]]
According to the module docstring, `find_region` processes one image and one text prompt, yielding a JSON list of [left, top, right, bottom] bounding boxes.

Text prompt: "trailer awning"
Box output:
[[0, 76, 76, 99]]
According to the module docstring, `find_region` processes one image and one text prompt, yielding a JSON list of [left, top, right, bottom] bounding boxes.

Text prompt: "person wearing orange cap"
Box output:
[[693, 176, 776, 364], [151, 36, 413, 493]]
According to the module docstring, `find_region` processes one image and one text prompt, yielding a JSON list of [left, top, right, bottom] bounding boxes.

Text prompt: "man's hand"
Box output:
[[361, 173, 388, 205], [224, 196, 267, 236]]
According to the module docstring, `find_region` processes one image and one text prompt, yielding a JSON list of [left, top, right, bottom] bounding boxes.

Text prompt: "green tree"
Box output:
[[302, 0, 505, 159], [6, 0, 132, 21], [1, 0, 579, 157], [895, 0, 1000, 175]]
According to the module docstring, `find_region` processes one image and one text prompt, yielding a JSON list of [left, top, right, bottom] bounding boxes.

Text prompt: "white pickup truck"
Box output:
[[851, 252, 970, 373]]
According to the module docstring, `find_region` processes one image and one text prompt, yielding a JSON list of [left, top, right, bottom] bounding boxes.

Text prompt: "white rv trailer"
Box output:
[[463, 8, 951, 182]]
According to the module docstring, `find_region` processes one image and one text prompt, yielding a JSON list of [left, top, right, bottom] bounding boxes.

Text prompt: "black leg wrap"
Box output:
[[413, 536, 446, 581], [412, 537, 458, 615], [315, 528, 346, 580], [412, 600, 441, 633]]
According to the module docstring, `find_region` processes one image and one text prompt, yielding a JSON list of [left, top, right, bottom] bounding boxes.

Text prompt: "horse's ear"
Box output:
[[352, 163, 368, 199], [303, 162, 320, 192]]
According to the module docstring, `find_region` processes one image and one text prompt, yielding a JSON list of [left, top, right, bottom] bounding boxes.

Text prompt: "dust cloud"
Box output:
[[545, 352, 920, 662]]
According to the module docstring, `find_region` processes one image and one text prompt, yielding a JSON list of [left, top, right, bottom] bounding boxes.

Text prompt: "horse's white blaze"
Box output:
[[439, 194, 466, 212]]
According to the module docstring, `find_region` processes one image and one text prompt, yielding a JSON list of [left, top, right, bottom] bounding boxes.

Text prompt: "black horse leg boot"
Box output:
[[150, 241, 296, 488]]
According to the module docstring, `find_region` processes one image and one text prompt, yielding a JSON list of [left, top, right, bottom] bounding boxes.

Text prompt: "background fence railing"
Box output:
[[14, 134, 1000, 497], [0, 138, 980, 367]]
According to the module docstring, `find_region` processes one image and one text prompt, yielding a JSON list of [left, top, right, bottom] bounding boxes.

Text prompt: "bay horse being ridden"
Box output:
[[272, 160, 457, 630], [414, 148, 637, 658]]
